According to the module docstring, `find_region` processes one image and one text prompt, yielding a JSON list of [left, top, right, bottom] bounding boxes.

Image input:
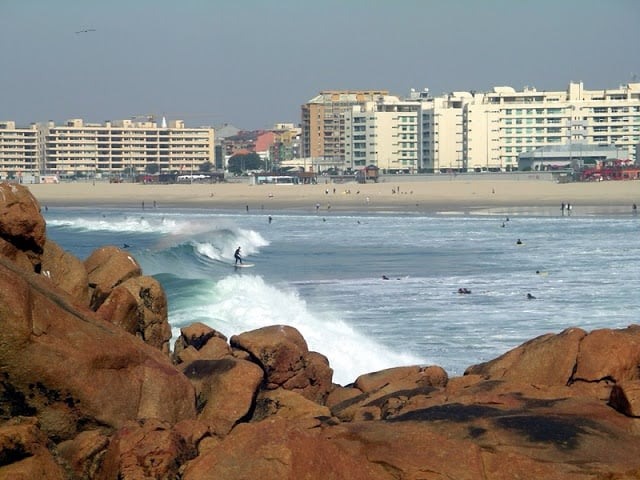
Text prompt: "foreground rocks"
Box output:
[[1, 182, 640, 479]]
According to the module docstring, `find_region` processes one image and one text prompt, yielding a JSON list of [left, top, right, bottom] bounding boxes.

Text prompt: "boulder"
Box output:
[[41, 238, 90, 306], [84, 246, 142, 310], [56, 429, 110, 479], [181, 419, 386, 480], [573, 325, 640, 383], [120, 275, 171, 354], [0, 258, 196, 441], [95, 419, 195, 480], [465, 327, 586, 385], [0, 182, 46, 272], [609, 381, 640, 417], [230, 325, 333, 403], [0, 418, 67, 480], [252, 388, 332, 428], [179, 357, 263, 436], [95, 284, 140, 334]]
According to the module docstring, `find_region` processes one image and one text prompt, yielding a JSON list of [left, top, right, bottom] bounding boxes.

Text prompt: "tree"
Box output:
[[145, 163, 159, 174], [227, 153, 263, 174], [199, 161, 213, 173]]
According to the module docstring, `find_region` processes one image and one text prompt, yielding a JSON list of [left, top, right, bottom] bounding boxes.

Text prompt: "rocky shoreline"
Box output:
[[1, 182, 639, 479]]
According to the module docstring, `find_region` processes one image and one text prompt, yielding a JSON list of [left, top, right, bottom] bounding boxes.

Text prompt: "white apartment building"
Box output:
[[343, 97, 420, 173], [0, 122, 42, 179], [419, 81, 640, 172], [44, 118, 215, 177], [0, 118, 215, 180]]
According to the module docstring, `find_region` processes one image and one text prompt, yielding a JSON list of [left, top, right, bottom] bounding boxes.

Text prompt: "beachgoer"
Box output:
[[633, 203, 637, 214], [268, 215, 272, 224], [234, 246, 242, 265]]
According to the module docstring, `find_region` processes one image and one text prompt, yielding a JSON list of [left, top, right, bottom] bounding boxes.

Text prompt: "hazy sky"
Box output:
[[1, 0, 638, 130]]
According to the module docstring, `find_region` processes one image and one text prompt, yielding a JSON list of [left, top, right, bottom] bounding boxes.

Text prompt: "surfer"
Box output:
[[516, 239, 523, 245], [234, 246, 242, 265], [527, 293, 536, 300]]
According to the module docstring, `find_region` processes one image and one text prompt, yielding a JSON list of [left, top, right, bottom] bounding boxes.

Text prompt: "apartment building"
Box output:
[[421, 81, 640, 172], [43, 118, 214, 177], [305, 82, 640, 174], [0, 122, 41, 179], [0, 118, 215, 179], [343, 97, 420, 172], [301, 90, 389, 169]]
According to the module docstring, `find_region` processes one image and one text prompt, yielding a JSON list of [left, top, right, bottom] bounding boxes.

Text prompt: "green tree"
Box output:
[[227, 153, 263, 174], [145, 163, 159, 174]]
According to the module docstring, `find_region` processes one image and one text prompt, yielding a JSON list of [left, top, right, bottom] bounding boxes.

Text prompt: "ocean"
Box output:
[[44, 205, 640, 386]]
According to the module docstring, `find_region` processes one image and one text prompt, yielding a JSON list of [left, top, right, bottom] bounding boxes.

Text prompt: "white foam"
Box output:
[[188, 275, 427, 386]]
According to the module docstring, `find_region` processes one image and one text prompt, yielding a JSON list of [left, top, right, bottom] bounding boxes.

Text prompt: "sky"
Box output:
[[1, 0, 638, 130]]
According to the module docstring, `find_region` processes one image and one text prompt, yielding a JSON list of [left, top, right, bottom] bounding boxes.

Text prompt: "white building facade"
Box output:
[[343, 97, 420, 173], [418, 82, 640, 172], [0, 118, 215, 180]]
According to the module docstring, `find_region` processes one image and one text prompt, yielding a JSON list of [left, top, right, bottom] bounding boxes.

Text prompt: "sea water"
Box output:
[[44, 206, 640, 386]]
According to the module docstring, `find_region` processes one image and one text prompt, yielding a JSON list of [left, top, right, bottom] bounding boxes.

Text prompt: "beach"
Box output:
[[25, 176, 640, 215]]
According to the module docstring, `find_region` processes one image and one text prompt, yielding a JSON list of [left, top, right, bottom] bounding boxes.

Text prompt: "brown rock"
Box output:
[[574, 325, 640, 383], [609, 381, 640, 417], [181, 419, 386, 480], [231, 325, 333, 403], [95, 419, 195, 480], [180, 357, 263, 436], [120, 275, 171, 353], [95, 284, 140, 334], [0, 258, 196, 440], [465, 327, 586, 385], [56, 429, 110, 479], [252, 388, 332, 427], [355, 365, 448, 392], [0, 417, 67, 480], [0, 182, 46, 269], [40, 238, 90, 306], [85, 245, 142, 310], [0, 236, 36, 271]]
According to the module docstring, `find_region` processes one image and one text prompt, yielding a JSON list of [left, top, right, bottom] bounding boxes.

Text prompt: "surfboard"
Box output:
[[233, 263, 254, 268]]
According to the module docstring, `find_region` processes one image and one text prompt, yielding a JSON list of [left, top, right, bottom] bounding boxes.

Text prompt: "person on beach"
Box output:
[[234, 246, 242, 265]]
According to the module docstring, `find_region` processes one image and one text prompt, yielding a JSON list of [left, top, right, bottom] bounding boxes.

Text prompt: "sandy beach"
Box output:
[[25, 176, 640, 215]]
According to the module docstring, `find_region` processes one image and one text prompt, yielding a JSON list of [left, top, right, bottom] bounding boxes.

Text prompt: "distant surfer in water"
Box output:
[[234, 246, 242, 265]]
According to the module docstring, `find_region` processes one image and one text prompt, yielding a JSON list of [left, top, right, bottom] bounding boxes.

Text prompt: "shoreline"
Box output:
[[24, 178, 640, 216]]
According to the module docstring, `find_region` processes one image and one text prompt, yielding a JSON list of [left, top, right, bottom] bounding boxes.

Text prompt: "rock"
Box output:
[[465, 327, 586, 385], [40, 238, 90, 306], [84, 245, 142, 310], [252, 388, 332, 428], [181, 419, 386, 480], [355, 365, 448, 392], [95, 419, 196, 480], [180, 357, 263, 436], [56, 429, 110, 479], [230, 325, 333, 403], [0, 258, 196, 441], [330, 366, 447, 422], [574, 325, 640, 383], [120, 275, 171, 354], [609, 381, 640, 417], [0, 182, 46, 272], [0, 417, 67, 480], [95, 284, 140, 334]]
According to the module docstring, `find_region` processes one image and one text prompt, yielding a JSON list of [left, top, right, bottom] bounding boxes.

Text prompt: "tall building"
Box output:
[[301, 90, 388, 170], [419, 81, 640, 172], [343, 96, 420, 172], [0, 118, 214, 180], [0, 122, 41, 180]]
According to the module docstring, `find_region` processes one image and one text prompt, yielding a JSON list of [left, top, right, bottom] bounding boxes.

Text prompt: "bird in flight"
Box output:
[[75, 28, 96, 34]]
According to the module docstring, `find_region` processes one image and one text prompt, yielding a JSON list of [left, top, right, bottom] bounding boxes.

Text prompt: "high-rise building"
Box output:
[[419, 81, 640, 172], [301, 90, 388, 170], [0, 122, 41, 180], [0, 118, 216, 180]]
